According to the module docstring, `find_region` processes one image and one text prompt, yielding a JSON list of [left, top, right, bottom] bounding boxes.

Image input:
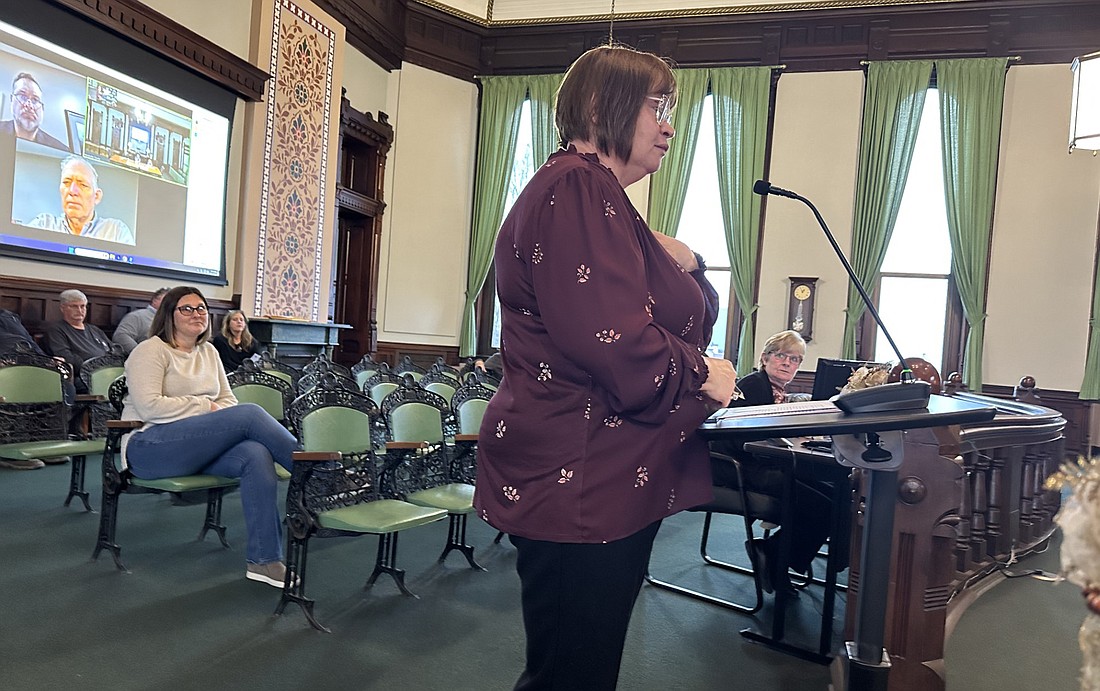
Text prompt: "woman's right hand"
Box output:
[[701, 357, 737, 406]]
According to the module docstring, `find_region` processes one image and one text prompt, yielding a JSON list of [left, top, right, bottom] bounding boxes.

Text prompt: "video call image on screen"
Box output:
[[0, 17, 230, 282]]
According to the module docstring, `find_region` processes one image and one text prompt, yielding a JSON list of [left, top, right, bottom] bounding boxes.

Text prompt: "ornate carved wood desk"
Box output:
[[700, 392, 1064, 690]]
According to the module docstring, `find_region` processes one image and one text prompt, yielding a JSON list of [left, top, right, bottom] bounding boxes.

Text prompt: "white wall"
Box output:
[[374, 63, 477, 347], [983, 64, 1100, 390], [760, 70, 864, 365], [749, 65, 1100, 391]]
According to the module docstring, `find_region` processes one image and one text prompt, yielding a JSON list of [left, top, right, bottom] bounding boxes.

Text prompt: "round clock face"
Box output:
[[794, 284, 811, 301]]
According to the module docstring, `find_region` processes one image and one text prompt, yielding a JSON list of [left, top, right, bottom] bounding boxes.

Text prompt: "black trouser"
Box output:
[[710, 448, 848, 574], [509, 520, 662, 691]]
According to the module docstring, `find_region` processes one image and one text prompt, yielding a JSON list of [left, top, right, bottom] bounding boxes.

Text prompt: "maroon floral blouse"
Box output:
[[473, 148, 715, 543]]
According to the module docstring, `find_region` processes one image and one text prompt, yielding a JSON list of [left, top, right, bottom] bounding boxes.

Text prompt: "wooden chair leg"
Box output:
[[438, 514, 485, 571], [365, 532, 416, 597]]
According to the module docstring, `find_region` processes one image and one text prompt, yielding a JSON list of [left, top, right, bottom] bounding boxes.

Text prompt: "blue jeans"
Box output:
[[126, 403, 297, 565]]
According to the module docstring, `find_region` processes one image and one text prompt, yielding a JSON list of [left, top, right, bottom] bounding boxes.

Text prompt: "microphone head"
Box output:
[[753, 179, 771, 196]]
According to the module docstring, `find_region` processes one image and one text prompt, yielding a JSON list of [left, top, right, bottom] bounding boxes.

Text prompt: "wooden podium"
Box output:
[[700, 394, 998, 691]]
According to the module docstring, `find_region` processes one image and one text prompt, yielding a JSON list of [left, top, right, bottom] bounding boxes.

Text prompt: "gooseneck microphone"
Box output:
[[754, 179, 930, 412]]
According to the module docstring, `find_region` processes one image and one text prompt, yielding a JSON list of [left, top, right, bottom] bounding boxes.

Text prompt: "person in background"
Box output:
[[45, 288, 111, 394], [0, 72, 66, 150], [121, 287, 296, 587], [211, 309, 264, 372], [28, 155, 135, 244], [112, 287, 169, 354], [711, 330, 842, 595], [474, 45, 737, 690]]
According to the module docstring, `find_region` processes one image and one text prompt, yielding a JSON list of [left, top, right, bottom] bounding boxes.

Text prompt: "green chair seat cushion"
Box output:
[[275, 464, 291, 481], [0, 438, 106, 460], [406, 483, 475, 514], [131, 475, 239, 492], [317, 499, 447, 533]]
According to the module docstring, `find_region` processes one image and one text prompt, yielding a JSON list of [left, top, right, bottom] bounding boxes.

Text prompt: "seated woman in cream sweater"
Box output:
[[121, 286, 296, 587]]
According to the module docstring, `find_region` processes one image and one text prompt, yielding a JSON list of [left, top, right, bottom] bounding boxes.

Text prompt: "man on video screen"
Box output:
[[0, 72, 66, 150], [27, 155, 135, 244]]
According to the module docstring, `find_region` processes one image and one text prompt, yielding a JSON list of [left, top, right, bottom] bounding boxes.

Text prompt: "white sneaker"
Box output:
[[0, 458, 45, 470], [246, 561, 294, 588]]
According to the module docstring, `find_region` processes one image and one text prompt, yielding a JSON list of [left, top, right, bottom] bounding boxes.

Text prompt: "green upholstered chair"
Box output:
[[0, 343, 107, 511], [280, 382, 447, 632], [449, 375, 494, 484], [255, 351, 300, 391], [392, 355, 426, 382], [297, 368, 358, 397], [363, 364, 403, 407], [78, 350, 125, 437], [381, 375, 483, 571], [418, 369, 458, 405], [351, 354, 381, 389], [301, 351, 353, 379], [91, 377, 240, 571], [228, 362, 296, 480]]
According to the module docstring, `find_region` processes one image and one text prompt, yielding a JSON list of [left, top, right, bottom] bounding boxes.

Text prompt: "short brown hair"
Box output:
[[555, 44, 676, 162], [150, 286, 211, 348]]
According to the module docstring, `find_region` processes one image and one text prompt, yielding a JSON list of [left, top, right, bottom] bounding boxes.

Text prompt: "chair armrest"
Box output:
[[386, 441, 429, 450], [75, 394, 104, 403], [292, 451, 342, 462], [107, 420, 143, 431], [454, 434, 478, 442]]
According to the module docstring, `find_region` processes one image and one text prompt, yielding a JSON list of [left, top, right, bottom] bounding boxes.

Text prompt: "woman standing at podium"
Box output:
[[473, 44, 737, 690]]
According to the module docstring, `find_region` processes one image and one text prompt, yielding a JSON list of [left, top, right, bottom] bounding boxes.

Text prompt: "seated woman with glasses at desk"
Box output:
[[712, 330, 840, 594]]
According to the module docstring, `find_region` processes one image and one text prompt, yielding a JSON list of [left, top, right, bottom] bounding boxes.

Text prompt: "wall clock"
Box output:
[[787, 277, 818, 342]]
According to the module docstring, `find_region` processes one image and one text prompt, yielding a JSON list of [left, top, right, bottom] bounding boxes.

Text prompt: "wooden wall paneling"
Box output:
[[403, 0, 1100, 82], [0, 276, 234, 345], [315, 0, 408, 71], [375, 341, 459, 369], [44, 0, 268, 100]]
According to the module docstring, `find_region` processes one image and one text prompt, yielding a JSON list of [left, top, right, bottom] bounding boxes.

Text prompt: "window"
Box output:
[[872, 89, 955, 373], [486, 100, 534, 350], [674, 95, 731, 359]]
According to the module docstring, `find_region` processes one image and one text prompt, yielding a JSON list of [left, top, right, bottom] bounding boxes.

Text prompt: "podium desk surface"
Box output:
[[699, 393, 996, 441]]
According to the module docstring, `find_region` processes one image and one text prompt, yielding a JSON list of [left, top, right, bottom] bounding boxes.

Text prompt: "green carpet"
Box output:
[[0, 460, 1083, 690]]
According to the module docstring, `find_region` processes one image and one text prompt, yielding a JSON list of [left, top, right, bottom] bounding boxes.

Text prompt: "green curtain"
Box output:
[[711, 66, 773, 370], [647, 68, 710, 237], [1083, 268, 1100, 399], [936, 58, 1008, 392], [841, 60, 933, 359], [460, 76, 528, 356], [527, 73, 563, 166]]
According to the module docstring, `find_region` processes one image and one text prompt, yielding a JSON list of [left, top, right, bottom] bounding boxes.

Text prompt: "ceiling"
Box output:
[[420, 0, 979, 25]]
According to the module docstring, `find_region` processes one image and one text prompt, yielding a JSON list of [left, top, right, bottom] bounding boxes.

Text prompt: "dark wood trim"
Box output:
[[403, 0, 1100, 82], [0, 275, 236, 346], [375, 341, 460, 369], [315, 0, 407, 72], [982, 382, 1090, 456], [45, 0, 268, 101]]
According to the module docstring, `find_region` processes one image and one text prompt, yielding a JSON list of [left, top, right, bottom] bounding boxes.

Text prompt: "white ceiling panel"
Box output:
[[420, 0, 980, 25]]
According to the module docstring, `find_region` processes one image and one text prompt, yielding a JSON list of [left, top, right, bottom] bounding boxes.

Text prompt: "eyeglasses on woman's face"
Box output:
[[647, 94, 674, 125], [769, 351, 804, 365], [176, 304, 208, 316]]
